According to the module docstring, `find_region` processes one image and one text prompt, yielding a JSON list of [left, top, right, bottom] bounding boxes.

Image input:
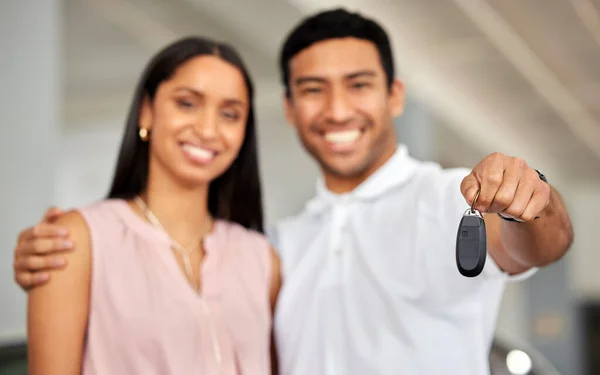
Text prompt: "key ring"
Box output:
[[470, 188, 481, 214]]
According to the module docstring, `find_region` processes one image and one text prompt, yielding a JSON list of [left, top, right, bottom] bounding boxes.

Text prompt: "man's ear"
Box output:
[[284, 93, 298, 128], [388, 79, 405, 118], [139, 95, 153, 133]]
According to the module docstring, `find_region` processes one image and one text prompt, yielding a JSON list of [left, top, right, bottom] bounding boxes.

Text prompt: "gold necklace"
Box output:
[[133, 196, 223, 373], [134, 196, 210, 292]]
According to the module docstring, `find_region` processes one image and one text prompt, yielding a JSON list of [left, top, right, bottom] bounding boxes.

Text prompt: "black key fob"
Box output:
[[456, 208, 487, 277]]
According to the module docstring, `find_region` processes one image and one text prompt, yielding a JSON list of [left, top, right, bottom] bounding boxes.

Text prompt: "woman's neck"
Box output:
[[138, 170, 211, 246]]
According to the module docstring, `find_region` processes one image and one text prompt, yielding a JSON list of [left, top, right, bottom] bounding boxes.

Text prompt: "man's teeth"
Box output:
[[324, 129, 361, 144], [182, 144, 215, 159]]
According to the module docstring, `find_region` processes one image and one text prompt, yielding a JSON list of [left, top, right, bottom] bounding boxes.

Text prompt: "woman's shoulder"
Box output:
[[53, 209, 89, 238], [59, 199, 132, 249], [216, 220, 270, 245], [76, 198, 127, 218]]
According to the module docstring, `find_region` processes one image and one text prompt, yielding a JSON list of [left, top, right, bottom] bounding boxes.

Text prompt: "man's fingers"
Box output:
[[460, 173, 480, 206], [475, 170, 503, 212], [18, 223, 69, 243], [32, 223, 69, 238], [502, 180, 535, 219], [14, 254, 67, 272], [468, 152, 506, 212], [519, 188, 549, 222], [489, 167, 521, 213], [42, 206, 65, 222], [16, 238, 73, 255], [14, 271, 50, 290]]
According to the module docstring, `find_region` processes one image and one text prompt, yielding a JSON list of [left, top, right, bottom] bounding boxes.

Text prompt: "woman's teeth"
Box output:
[[181, 144, 215, 161]]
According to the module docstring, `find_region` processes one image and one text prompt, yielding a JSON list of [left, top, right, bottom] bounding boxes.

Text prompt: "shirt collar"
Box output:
[[305, 144, 419, 214]]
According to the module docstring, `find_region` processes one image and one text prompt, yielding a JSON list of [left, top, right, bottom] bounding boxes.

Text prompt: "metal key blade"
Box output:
[[456, 208, 487, 277]]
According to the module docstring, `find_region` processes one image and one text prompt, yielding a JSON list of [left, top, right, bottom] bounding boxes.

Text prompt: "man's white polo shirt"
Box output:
[[269, 144, 536, 375]]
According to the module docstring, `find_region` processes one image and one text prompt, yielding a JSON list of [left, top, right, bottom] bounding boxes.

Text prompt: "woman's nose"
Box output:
[[196, 110, 218, 139]]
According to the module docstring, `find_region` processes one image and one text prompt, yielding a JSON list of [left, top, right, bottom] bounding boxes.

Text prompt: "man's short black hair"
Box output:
[[279, 8, 395, 96]]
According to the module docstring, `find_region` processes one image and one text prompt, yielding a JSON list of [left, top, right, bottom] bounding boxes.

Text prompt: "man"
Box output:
[[12, 8, 573, 375]]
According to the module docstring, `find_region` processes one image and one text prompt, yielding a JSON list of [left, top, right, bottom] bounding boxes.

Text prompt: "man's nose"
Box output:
[[324, 89, 354, 124]]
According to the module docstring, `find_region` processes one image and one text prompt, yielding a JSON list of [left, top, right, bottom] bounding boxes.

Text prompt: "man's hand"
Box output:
[[14, 206, 72, 290], [460, 152, 550, 222]]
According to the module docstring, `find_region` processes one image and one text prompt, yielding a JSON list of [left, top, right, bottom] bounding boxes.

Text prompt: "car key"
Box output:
[[456, 189, 486, 278]]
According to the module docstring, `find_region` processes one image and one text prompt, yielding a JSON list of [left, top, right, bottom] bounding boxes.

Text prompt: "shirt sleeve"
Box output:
[[442, 168, 537, 282]]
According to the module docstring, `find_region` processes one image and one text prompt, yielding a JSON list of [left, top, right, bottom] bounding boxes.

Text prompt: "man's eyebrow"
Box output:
[[294, 70, 377, 85], [344, 70, 377, 80], [294, 76, 327, 85]]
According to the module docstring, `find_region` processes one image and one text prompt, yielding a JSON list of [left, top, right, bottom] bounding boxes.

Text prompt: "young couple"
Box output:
[[13, 8, 574, 375]]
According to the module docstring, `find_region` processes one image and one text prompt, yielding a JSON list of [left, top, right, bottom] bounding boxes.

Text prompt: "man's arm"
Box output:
[[485, 186, 574, 275], [27, 210, 91, 375]]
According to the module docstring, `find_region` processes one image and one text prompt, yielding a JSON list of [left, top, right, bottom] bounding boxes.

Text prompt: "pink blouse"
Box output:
[[77, 199, 272, 374]]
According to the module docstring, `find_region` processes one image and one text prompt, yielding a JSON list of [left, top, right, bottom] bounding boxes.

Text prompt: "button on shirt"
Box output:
[[269, 145, 536, 375]]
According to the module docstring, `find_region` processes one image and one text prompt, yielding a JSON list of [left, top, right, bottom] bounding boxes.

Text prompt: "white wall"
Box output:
[[0, 0, 61, 344], [255, 106, 320, 226], [54, 123, 123, 209]]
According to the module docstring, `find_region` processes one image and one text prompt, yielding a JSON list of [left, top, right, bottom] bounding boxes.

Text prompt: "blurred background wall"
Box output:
[[2, 0, 600, 374]]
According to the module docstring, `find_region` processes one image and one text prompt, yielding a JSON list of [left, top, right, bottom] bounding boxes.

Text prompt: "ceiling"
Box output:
[[62, 0, 600, 184]]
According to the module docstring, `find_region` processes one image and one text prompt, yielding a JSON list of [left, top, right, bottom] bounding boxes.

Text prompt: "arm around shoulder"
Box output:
[[27, 210, 92, 375]]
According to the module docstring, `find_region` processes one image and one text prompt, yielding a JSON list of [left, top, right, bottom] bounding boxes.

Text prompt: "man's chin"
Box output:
[[321, 161, 370, 180]]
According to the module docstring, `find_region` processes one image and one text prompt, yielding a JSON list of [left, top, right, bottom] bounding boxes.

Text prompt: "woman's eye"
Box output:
[[176, 99, 195, 109], [222, 111, 240, 121]]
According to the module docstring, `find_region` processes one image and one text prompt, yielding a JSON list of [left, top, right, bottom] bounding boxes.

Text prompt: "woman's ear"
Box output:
[[139, 95, 153, 134]]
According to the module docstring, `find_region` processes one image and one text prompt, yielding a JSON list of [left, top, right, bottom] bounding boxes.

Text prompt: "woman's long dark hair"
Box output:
[[106, 36, 264, 233]]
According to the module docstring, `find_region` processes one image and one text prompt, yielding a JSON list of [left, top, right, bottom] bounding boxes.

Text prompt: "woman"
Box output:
[[26, 36, 281, 375]]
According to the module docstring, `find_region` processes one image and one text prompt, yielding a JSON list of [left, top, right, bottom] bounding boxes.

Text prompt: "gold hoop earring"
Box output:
[[139, 128, 149, 141]]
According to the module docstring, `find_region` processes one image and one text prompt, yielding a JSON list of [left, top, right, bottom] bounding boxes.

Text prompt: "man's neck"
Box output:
[[138, 164, 211, 245], [324, 144, 397, 194]]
